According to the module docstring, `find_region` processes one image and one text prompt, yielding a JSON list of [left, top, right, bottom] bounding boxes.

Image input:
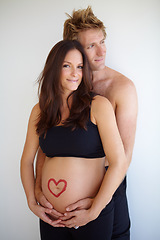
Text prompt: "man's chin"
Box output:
[[92, 64, 105, 71]]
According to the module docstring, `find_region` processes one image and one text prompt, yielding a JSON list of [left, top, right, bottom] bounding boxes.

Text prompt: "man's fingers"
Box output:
[[44, 208, 64, 220], [50, 220, 65, 228], [35, 189, 53, 209], [59, 212, 75, 221], [40, 195, 53, 209], [45, 218, 65, 227], [51, 208, 64, 217], [41, 209, 65, 227], [60, 218, 75, 228]]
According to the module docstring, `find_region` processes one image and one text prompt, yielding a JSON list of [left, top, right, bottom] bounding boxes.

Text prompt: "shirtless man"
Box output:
[[35, 6, 138, 239]]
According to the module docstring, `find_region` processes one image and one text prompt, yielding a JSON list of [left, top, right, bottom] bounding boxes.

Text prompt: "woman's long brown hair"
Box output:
[[36, 40, 93, 136]]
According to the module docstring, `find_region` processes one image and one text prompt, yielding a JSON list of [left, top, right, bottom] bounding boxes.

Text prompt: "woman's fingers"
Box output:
[[66, 198, 93, 212], [60, 209, 93, 228]]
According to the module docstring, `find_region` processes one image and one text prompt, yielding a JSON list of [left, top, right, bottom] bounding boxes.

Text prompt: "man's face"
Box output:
[[78, 29, 106, 71]]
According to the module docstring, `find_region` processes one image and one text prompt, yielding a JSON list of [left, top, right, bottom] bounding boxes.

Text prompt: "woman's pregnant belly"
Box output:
[[42, 156, 105, 213]]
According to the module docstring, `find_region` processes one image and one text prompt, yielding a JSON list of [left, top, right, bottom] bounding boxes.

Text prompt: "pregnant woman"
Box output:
[[20, 40, 128, 240]]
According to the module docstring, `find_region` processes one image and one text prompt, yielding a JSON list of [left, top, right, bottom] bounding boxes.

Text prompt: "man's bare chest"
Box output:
[[93, 81, 116, 110]]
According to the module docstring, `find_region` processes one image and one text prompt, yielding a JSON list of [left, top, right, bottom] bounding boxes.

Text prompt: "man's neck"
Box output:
[[92, 66, 110, 83]]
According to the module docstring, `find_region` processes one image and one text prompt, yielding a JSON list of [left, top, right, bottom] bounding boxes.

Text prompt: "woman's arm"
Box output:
[[60, 96, 128, 227], [20, 104, 40, 207], [89, 95, 128, 217], [20, 104, 64, 227]]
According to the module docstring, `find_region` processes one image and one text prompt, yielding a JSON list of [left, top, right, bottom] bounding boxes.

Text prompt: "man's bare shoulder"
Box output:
[[106, 68, 138, 110], [106, 67, 135, 90], [92, 67, 137, 109], [103, 67, 136, 101]]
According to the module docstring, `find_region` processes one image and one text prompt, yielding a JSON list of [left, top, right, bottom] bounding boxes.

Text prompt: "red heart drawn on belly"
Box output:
[[48, 178, 67, 198]]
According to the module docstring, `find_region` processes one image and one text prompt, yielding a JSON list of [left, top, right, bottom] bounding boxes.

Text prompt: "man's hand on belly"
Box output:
[[35, 180, 64, 222], [29, 201, 65, 227], [35, 183, 53, 209]]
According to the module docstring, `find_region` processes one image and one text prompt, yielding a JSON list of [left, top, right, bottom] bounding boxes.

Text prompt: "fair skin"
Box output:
[[35, 29, 138, 226], [78, 29, 138, 165], [60, 49, 83, 96], [21, 48, 128, 229], [21, 49, 83, 227]]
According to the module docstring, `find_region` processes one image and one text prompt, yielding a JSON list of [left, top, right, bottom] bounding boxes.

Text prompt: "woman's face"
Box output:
[[60, 49, 83, 95]]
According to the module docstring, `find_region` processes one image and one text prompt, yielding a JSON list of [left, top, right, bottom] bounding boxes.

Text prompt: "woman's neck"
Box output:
[[60, 93, 73, 121]]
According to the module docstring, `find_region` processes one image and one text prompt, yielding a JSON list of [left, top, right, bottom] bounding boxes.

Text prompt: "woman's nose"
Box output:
[[71, 68, 78, 76]]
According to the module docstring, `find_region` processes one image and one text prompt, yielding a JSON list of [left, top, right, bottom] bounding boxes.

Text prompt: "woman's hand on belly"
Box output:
[[59, 207, 95, 228], [42, 156, 105, 213], [59, 198, 95, 228], [66, 197, 93, 212]]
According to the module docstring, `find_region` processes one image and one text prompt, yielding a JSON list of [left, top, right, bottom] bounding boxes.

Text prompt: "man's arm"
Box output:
[[115, 78, 138, 166], [35, 148, 53, 209]]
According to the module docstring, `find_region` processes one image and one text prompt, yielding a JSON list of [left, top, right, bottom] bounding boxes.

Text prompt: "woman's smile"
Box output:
[[67, 79, 79, 82], [61, 49, 83, 93]]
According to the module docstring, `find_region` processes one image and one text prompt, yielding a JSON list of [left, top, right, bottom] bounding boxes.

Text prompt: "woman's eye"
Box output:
[[78, 65, 83, 69], [63, 64, 69, 68]]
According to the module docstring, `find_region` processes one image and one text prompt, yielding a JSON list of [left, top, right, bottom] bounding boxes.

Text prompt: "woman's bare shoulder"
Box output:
[[29, 103, 40, 123], [92, 95, 112, 109], [91, 95, 114, 121]]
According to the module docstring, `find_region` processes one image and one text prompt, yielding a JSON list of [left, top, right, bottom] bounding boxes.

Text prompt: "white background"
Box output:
[[0, 0, 160, 239]]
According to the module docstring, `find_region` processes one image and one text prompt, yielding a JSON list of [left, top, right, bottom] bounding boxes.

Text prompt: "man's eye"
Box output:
[[87, 44, 94, 49]]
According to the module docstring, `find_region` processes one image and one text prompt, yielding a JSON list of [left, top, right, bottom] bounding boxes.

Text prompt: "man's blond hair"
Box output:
[[63, 6, 106, 40]]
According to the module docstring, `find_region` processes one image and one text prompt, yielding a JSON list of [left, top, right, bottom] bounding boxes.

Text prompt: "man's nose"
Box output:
[[96, 45, 106, 56]]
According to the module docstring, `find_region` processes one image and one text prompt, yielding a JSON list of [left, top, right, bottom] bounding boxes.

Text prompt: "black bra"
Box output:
[[39, 117, 105, 159]]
